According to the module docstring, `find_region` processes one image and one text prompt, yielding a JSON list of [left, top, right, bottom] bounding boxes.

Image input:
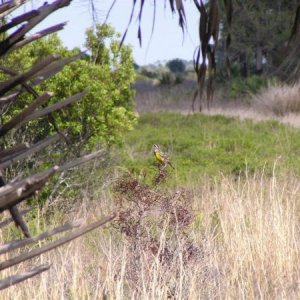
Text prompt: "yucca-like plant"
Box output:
[[0, 0, 115, 289]]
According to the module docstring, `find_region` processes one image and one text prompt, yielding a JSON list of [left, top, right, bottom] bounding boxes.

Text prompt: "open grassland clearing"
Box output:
[[2, 112, 300, 298], [120, 112, 300, 184]]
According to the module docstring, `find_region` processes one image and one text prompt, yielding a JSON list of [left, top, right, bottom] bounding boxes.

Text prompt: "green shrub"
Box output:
[[229, 75, 271, 99], [1, 25, 137, 206], [166, 58, 186, 73], [140, 67, 158, 79], [174, 74, 184, 84], [3, 24, 137, 154], [159, 72, 174, 85]]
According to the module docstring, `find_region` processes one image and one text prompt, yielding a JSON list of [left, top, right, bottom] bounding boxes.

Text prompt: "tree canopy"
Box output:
[[219, 0, 299, 78], [166, 59, 186, 73], [1, 24, 137, 157]]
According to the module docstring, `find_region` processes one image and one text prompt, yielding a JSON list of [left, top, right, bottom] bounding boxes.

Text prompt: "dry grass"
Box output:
[[1, 170, 300, 299], [253, 82, 300, 116], [134, 79, 300, 129], [133, 78, 197, 114], [252, 81, 300, 116]]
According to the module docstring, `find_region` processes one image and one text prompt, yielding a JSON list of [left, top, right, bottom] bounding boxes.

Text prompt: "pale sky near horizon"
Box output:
[[16, 0, 200, 65]]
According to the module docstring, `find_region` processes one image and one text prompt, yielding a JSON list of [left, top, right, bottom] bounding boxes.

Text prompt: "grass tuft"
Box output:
[[253, 82, 300, 116]]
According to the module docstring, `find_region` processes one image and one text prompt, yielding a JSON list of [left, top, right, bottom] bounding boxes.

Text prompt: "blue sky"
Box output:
[[17, 0, 200, 65]]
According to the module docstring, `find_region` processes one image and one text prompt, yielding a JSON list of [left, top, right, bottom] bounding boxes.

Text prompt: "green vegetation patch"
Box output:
[[119, 112, 300, 184]]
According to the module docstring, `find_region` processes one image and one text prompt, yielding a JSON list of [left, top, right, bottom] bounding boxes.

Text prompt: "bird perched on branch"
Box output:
[[153, 144, 175, 169]]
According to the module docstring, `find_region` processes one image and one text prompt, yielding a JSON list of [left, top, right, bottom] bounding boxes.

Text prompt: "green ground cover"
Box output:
[[119, 112, 300, 184]]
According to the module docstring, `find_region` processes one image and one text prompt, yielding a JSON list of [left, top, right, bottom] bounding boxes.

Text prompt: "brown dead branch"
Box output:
[[0, 166, 59, 212], [8, 22, 67, 53], [0, 143, 29, 160], [0, 55, 60, 98], [0, 148, 104, 211], [0, 0, 72, 56], [119, 0, 186, 47], [0, 213, 116, 271], [0, 134, 61, 169], [58, 149, 105, 172], [192, 0, 219, 110], [0, 0, 28, 18], [32, 52, 85, 85], [0, 92, 53, 136], [0, 92, 20, 105], [19, 90, 87, 126], [8, 205, 31, 238], [0, 10, 39, 34], [0, 219, 84, 254], [0, 64, 39, 105], [0, 52, 83, 106], [0, 0, 117, 289], [0, 264, 50, 290], [0, 147, 104, 239], [0, 207, 32, 229], [0, 174, 31, 238]]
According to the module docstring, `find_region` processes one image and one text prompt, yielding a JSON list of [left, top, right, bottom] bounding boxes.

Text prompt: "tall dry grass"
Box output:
[[252, 82, 300, 116], [134, 78, 300, 129], [1, 170, 300, 299], [133, 78, 196, 113]]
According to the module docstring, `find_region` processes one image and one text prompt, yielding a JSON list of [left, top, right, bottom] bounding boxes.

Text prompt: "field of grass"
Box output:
[[2, 170, 300, 299], [120, 112, 300, 184], [3, 112, 300, 298]]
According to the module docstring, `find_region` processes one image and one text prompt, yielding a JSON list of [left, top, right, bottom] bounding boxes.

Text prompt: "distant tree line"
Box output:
[[103, 0, 300, 107], [218, 0, 299, 80]]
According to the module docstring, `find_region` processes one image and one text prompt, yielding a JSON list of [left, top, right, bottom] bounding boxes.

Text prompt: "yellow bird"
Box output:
[[153, 144, 174, 169]]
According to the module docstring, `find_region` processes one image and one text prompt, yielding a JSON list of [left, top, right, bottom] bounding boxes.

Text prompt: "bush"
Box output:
[[159, 72, 174, 85], [2, 25, 137, 206], [3, 25, 137, 154], [166, 58, 186, 73], [112, 171, 199, 292], [140, 67, 158, 79], [253, 82, 300, 116], [174, 74, 184, 84], [229, 75, 271, 99]]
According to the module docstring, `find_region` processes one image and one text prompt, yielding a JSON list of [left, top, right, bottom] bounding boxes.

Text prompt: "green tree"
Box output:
[[219, 0, 298, 77], [166, 58, 186, 73], [2, 24, 137, 157]]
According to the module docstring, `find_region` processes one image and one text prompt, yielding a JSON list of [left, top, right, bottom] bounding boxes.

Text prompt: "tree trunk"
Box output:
[[239, 52, 248, 78], [255, 45, 263, 74]]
